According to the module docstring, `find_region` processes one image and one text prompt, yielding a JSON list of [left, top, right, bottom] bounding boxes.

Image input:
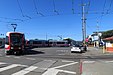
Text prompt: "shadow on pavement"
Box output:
[[24, 49, 45, 55]]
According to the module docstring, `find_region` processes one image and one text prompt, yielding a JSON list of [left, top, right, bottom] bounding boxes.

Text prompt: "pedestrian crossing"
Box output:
[[0, 60, 57, 75], [0, 60, 112, 75]]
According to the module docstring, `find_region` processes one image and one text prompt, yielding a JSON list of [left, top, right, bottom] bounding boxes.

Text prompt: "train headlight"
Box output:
[[11, 47, 13, 49]]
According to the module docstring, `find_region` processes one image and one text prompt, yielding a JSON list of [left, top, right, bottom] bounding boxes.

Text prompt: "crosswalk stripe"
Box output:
[[12, 66, 38, 75], [105, 60, 113, 63], [0, 64, 19, 72], [0, 62, 7, 65], [33, 60, 56, 71], [83, 61, 95, 64]]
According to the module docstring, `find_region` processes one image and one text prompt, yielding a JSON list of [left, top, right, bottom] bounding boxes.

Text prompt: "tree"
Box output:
[[102, 30, 113, 39]]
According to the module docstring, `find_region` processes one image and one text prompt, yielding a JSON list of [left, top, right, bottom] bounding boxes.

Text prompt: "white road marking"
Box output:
[[42, 62, 78, 75], [42, 68, 76, 75], [0, 62, 7, 65], [26, 58, 36, 60], [5, 56, 11, 57], [53, 62, 78, 69], [33, 60, 56, 71], [12, 66, 37, 75], [105, 60, 113, 63], [0, 64, 20, 72], [58, 54, 65, 55], [59, 69, 76, 74], [14, 57, 20, 59], [42, 68, 59, 75], [14, 64, 28, 67], [83, 61, 95, 64]]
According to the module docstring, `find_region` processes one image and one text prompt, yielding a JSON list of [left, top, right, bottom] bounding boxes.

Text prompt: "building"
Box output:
[[103, 36, 113, 52]]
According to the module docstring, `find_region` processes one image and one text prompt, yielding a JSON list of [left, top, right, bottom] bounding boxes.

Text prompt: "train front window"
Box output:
[[10, 34, 23, 45]]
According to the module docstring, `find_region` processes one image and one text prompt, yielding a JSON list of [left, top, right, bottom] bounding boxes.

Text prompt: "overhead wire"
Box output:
[[106, 0, 113, 14], [0, 17, 24, 22], [100, 0, 106, 19], [72, 0, 75, 14], [16, 0, 32, 19], [53, 0, 59, 15], [33, 0, 44, 16], [86, 0, 90, 14]]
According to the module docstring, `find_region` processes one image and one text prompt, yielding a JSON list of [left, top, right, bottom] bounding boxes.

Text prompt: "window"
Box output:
[[5, 36, 9, 45]]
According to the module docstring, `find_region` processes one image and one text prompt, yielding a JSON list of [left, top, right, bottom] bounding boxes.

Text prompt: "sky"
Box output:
[[0, 0, 113, 41]]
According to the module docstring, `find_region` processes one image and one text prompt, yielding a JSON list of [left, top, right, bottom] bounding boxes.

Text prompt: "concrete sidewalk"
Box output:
[[81, 59, 113, 75], [83, 47, 113, 56], [81, 47, 113, 75]]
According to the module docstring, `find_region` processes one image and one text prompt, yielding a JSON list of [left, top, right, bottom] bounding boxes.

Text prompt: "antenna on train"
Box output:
[[11, 24, 17, 32]]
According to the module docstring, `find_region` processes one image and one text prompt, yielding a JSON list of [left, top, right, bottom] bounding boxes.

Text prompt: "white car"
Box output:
[[71, 44, 85, 53]]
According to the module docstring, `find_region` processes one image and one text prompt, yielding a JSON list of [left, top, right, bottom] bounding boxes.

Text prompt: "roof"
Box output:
[[103, 36, 113, 41], [6, 32, 24, 36]]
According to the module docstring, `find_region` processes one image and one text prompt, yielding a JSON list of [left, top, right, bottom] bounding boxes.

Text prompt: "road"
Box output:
[[0, 47, 113, 75]]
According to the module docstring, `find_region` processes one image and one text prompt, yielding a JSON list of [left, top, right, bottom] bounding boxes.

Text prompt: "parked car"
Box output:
[[71, 44, 87, 53]]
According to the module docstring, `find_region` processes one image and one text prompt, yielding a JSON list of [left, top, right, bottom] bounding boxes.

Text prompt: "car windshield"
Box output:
[[73, 44, 80, 47]]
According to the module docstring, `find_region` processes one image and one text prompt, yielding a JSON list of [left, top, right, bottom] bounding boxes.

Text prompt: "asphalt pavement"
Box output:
[[0, 47, 113, 75]]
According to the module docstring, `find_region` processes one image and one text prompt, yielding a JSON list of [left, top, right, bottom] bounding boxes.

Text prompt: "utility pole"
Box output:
[[97, 20, 100, 48], [11, 24, 17, 32], [96, 20, 99, 33], [81, 4, 87, 43]]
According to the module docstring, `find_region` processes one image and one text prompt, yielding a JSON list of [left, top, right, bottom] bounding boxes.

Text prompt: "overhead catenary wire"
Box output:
[[86, 0, 90, 14], [72, 0, 75, 14], [53, 0, 59, 15], [33, 0, 44, 16], [16, 0, 32, 19], [106, 0, 113, 14], [100, 0, 106, 19], [0, 17, 24, 22]]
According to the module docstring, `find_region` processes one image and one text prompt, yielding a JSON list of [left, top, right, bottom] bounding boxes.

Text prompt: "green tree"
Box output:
[[102, 30, 113, 39]]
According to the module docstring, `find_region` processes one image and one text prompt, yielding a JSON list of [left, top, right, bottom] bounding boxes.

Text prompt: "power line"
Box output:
[[33, 0, 44, 16], [16, 0, 32, 19], [0, 17, 24, 22], [16, 0, 24, 17], [53, 0, 59, 15], [86, 0, 90, 14], [72, 0, 75, 14], [100, 0, 107, 19], [106, 0, 113, 14]]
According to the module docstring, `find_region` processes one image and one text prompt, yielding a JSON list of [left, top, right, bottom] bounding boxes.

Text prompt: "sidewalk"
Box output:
[[81, 47, 113, 75], [81, 59, 113, 75], [83, 47, 113, 56]]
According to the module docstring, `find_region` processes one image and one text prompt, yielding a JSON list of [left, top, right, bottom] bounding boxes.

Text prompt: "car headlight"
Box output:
[[19, 47, 21, 49]]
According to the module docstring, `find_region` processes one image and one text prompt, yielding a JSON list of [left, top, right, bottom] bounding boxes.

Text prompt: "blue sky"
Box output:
[[0, 0, 113, 40]]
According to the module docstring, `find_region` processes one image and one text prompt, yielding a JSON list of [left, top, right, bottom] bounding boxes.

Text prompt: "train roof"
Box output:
[[29, 39, 48, 41], [6, 32, 24, 36], [48, 40, 68, 42]]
